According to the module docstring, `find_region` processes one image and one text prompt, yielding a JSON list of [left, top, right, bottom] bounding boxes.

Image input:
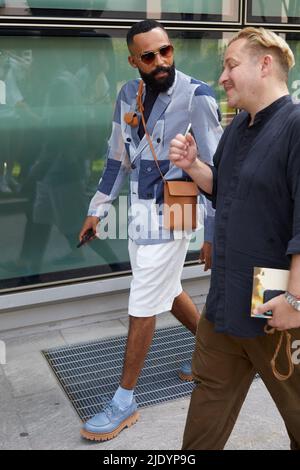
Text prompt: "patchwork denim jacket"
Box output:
[[88, 70, 223, 244]]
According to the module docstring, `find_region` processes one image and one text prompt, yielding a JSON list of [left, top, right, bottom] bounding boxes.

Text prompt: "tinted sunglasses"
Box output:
[[138, 44, 174, 65]]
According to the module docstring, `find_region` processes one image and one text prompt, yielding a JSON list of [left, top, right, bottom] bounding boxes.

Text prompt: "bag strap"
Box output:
[[136, 80, 166, 183], [264, 325, 294, 381]]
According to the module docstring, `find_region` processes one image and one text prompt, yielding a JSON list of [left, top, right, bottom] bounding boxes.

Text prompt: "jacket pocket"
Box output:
[[138, 160, 169, 200]]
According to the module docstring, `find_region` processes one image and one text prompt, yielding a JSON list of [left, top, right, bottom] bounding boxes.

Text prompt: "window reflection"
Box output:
[[286, 37, 300, 102], [0, 1, 31, 16], [0, 36, 123, 288], [0, 0, 146, 15], [0, 0, 240, 22], [249, 0, 300, 23], [161, 0, 239, 22]]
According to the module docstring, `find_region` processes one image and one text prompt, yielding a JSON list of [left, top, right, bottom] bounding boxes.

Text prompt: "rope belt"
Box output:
[[264, 325, 294, 381]]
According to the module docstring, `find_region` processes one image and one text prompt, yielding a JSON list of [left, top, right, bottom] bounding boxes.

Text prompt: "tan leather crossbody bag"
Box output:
[[136, 80, 198, 231]]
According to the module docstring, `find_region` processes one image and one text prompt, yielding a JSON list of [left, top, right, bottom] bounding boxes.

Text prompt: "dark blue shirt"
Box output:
[[138, 86, 159, 140], [205, 95, 300, 337]]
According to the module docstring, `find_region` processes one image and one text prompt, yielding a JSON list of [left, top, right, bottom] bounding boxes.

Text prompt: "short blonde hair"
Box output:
[[229, 27, 295, 80]]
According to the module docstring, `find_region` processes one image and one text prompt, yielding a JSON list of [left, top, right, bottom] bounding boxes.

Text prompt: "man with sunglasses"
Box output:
[[79, 19, 223, 442]]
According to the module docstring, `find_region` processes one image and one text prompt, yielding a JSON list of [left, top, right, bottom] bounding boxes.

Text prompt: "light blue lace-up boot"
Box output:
[[80, 398, 139, 442]]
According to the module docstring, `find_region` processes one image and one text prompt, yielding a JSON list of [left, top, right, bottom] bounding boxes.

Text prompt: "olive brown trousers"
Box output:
[[182, 311, 300, 450]]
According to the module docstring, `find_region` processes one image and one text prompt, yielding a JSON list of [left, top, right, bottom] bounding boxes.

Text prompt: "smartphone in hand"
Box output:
[[77, 228, 95, 248]]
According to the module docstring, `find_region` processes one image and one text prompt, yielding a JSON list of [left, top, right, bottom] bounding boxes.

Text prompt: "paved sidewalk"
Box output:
[[0, 311, 289, 450]]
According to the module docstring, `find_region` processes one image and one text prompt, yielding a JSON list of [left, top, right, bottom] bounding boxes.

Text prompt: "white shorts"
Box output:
[[128, 238, 191, 317]]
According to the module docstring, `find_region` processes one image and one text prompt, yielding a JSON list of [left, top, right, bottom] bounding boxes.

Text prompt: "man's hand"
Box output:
[[169, 133, 213, 194], [199, 241, 212, 271], [253, 294, 300, 330], [79, 216, 99, 243], [169, 133, 198, 171]]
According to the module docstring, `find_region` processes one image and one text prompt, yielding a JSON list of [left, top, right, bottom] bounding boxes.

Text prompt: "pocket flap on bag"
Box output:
[[166, 181, 199, 196]]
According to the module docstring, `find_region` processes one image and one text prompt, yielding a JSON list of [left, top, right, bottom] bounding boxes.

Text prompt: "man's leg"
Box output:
[[80, 315, 155, 441], [120, 315, 156, 389], [244, 327, 300, 450], [80, 310, 160, 442], [182, 313, 256, 450], [81, 238, 194, 441], [171, 290, 200, 380], [171, 290, 200, 335]]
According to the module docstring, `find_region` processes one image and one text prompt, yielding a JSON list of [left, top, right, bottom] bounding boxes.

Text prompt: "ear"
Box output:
[[261, 54, 273, 77], [128, 55, 138, 68]]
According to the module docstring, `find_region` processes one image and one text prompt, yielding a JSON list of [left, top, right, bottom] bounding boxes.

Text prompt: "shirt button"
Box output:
[[147, 167, 152, 172], [157, 138, 161, 143], [126, 137, 131, 142]]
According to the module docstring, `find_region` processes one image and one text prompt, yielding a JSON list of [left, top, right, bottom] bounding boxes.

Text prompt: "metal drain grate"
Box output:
[[43, 325, 195, 421]]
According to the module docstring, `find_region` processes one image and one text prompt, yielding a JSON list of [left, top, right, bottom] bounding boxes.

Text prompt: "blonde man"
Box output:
[[169, 27, 300, 449]]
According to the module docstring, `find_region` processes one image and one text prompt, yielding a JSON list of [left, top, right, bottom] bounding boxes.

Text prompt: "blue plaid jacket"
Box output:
[[88, 70, 223, 244]]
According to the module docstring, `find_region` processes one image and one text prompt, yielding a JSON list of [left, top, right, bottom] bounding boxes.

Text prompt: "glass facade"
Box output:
[[286, 34, 300, 101], [0, 33, 127, 291], [0, 0, 240, 22], [0, 0, 300, 292], [161, 0, 240, 21], [247, 0, 300, 24]]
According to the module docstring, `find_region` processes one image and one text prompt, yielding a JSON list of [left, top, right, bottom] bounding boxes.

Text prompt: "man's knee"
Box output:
[[128, 315, 156, 329]]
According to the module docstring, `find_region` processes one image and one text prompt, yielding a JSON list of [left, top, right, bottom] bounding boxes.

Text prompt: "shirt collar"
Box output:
[[249, 94, 292, 127]]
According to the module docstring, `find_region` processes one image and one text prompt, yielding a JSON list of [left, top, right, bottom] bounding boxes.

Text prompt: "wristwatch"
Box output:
[[284, 291, 300, 312]]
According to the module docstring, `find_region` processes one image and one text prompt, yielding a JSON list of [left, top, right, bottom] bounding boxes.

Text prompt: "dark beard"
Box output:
[[139, 63, 175, 93]]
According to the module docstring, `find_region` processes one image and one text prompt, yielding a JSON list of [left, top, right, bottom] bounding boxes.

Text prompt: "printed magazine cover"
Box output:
[[251, 267, 289, 319]]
